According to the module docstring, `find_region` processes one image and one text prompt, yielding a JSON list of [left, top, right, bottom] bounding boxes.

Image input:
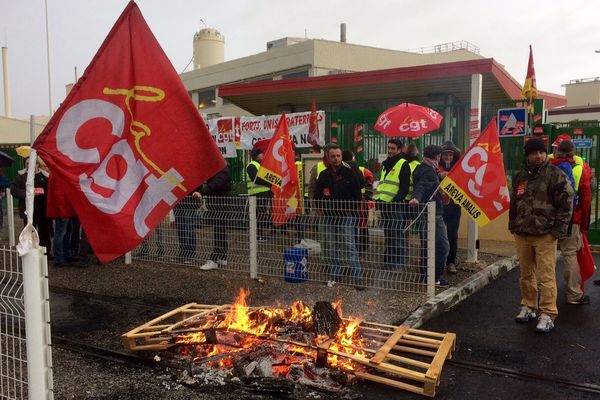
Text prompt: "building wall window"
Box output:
[[197, 88, 216, 109], [281, 70, 309, 80]]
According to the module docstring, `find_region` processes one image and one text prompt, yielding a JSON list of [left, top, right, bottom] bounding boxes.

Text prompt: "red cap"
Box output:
[[552, 134, 571, 147]]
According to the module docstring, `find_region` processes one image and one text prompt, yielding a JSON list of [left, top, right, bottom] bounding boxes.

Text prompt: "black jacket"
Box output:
[[11, 169, 49, 220], [315, 163, 362, 217], [412, 159, 443, 215], [200, 165, 232, 197]]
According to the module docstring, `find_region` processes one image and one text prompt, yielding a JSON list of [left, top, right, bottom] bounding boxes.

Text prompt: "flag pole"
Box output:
[[44, 0, 53, 114]]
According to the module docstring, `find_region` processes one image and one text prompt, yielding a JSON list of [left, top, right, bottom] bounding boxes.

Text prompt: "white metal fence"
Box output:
[[0, 246, 27, 400], [133, 196, 436, 294]]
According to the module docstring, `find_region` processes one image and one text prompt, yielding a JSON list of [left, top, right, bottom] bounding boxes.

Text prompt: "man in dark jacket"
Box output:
[[439, 141, 462, 274], [510, 138, 573, 334], [315, 144, 363, 288], [195, 165, 232, 271], [409, 145, 449, 287]]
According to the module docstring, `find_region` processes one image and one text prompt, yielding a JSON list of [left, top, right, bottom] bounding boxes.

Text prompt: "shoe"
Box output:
[[435, 279, 449, 288], [594, 280, 600, 286], [447, 263, 457, 274], [566, 295, 591, 305], [326, 280, 336, 288], [355, 285, 366, 291], [217, 259, 228, 267], [535, 313, 554, 333], [53, 261, 71, 268], [515, 306, 537, 323], [200, 260, 218, 270]]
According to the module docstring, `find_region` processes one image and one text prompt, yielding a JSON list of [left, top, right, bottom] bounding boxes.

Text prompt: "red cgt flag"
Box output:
[[256, 114, 301, 226], [32, 2, 225, 263], [439, 118, 510, 227], [522, 45, 538, 101]]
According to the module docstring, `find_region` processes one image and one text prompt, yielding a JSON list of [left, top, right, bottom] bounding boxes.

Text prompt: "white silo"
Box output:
[[193, 28, 224, 70]]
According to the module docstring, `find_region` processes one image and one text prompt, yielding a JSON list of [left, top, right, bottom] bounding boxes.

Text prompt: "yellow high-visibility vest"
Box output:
[[375, 158, 406, 202], [404, 160, 420, 200], [246, 160, 271, 195]]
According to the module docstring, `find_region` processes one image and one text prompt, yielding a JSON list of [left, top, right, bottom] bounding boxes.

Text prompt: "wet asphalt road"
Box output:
[[50, 255, 600, 399]]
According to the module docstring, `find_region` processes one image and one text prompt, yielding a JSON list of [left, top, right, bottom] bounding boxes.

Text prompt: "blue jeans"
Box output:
[[53, 217, 80, 263], [378, 202, 407, 268], [323, 216, 362, 284], [420, 215, 450, 280]]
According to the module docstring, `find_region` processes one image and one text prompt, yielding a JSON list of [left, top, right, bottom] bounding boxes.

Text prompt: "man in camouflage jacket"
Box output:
[[509, 138, 574, 334]]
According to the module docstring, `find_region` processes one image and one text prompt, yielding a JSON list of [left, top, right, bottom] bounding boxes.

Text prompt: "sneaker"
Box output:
[[217, 259, 228, 267], [200, 260, 218, 271], [435, 279, 450, 288], [326, 280, 336, 288], [535, 313, 554, 333], [594, 279, 600, 286], [515, 306, 537, 323], [566, 295, 591, 305], [447, 263, 457, 274]]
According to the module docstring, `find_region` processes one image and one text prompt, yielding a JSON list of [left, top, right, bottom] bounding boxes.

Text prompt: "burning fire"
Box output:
[[174, 288, 369, 376]]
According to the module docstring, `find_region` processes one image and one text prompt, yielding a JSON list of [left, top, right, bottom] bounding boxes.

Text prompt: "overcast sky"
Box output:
[[1, 0, 599, 119]]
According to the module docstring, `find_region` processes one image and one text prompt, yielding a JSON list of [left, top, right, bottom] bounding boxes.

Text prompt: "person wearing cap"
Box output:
[[439, 141, 462, 275], [246, 147, 273, 242], [509, 138, 574, 334], [550, 139, 592, 305]]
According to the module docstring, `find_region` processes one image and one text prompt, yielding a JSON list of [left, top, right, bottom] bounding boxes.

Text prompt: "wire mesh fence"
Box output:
[[0, 246, 27, 400], [132, 196, 435, 293]]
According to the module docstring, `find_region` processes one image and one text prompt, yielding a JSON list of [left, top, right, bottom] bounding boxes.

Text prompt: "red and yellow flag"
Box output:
[[257, 114, 301, 226], [439, 118, 510, 227], [522, 45, 538, 100], [32, 2, 225, 262], [307, 98, 319, 146]]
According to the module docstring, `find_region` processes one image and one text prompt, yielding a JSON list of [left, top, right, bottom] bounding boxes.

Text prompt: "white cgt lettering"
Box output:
[[79, 139, 149, 214], [57, 98, 185, 238], [461, 146, 488, 198], [56, 99, 125, 164]]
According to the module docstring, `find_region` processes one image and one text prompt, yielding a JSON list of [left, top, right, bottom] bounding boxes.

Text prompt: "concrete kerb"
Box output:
[[403, 256, 519, 328]]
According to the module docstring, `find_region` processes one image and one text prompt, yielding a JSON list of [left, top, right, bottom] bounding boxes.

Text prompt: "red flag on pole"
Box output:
[[439, 118, 510, 227], [522, 45, 538, 100], [307, 98, 319, 146], [256, 114, 301, 226], [32, 2, 225, 263]]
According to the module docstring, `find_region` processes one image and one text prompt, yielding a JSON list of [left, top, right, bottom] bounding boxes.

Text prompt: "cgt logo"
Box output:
[[399, 119, 429, 133], [55, 86, 184, 238], [461, 143, 509, 210]]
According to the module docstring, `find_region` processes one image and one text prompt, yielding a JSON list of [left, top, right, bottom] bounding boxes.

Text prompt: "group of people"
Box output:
[[7, 156, 94, 267], [510, 135, 593, 334], [237, 139, 463, 289]]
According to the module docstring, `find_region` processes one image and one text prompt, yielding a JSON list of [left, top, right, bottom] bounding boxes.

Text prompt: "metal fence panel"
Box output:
[[132, 196, 435, 294], [0, 246, 27, 400]]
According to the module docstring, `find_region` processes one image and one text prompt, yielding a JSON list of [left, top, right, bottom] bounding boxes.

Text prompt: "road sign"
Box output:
[[498, 107, 527, 136], [573, 138, 593, 148]]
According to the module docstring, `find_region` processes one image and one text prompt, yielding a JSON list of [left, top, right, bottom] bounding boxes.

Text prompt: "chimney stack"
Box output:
[[340, 23, 346, 43], [2, 47, 11, 117]]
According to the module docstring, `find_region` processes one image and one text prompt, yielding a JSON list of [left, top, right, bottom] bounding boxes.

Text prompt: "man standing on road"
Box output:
[[550, 139, 592, 305], [509, 138, 574, 334], [314, 144, 363, 289]]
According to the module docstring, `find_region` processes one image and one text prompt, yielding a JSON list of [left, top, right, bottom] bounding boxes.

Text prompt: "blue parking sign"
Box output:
[[498, 107, 527, 136]]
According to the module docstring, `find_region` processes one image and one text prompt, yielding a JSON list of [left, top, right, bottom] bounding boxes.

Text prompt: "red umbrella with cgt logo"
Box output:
[[374, 102, 443, 139]]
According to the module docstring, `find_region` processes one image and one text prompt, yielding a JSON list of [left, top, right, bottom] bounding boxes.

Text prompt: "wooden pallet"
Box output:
[[122, 303, 455, 397]]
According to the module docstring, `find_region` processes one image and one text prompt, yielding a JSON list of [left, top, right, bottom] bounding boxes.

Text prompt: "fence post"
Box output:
[[22, 246, 53, 400], [249, 196, 258, 279], [124, 251, 132, 265], [427, 201, 436, 299], [7, 188, 15, 247]]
